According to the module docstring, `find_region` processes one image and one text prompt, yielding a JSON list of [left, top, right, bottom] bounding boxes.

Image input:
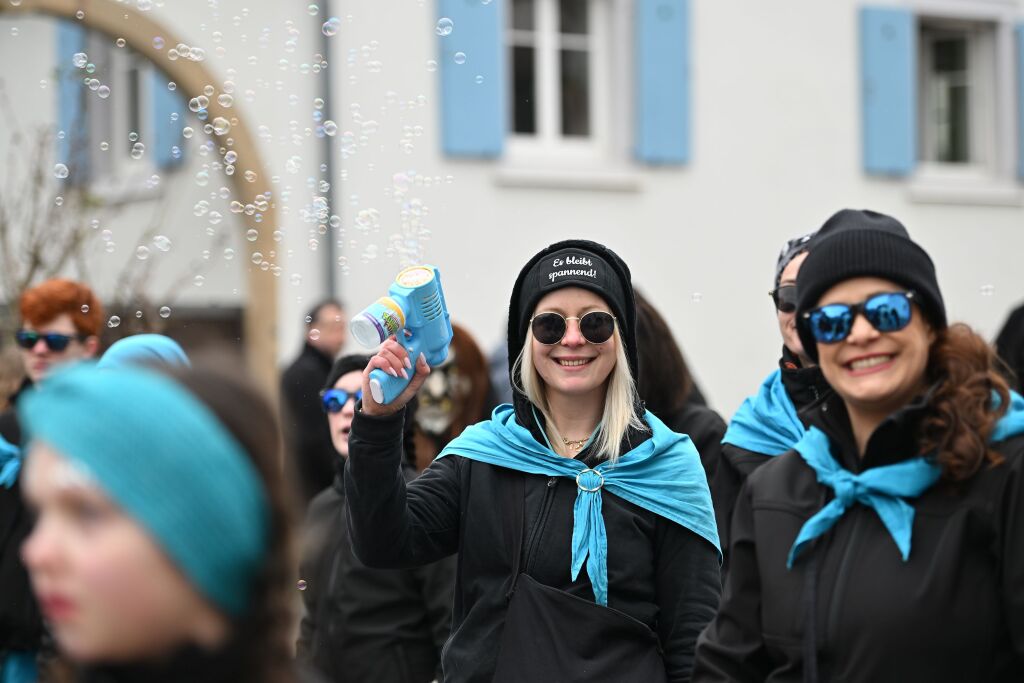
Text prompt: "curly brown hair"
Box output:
[[20, 279, 104, 337], [919, 323, 1011, 482]]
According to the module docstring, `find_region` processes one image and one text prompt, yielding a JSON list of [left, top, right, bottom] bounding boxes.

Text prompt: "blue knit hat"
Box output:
[[20, 364, 269, 616], [98, 334, 191, 370]]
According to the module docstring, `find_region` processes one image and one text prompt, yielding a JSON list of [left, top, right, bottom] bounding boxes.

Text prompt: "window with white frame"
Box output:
[[917, 18, 997, 173], [507, 0, 609, 156], [85, 36, 157, 187]]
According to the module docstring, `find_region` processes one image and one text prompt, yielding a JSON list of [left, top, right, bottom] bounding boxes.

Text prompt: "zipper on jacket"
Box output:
[[824, 511, 864, 646], [523, 477, 558, 572]]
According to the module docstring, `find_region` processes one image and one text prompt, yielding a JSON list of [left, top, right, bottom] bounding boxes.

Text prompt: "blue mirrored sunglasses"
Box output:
[[320, 388, 362, 413], [802, 291, 915, 344]]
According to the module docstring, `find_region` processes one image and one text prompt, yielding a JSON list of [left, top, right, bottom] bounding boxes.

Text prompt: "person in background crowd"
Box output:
[[413, 323, 494, 471], [0, 347, 26, 414], [20, 364, 326, 683], [0, 278, 103, 683], [996, 301, 1024, 393], [711, 231, 832, 563], [297, 354, 454, 683], [346, 240, 720, 683], [634, 290, 725, 480], [97, 334, 190, 371], [281, 299, 348, 506], [695, 209, 1024, 681]]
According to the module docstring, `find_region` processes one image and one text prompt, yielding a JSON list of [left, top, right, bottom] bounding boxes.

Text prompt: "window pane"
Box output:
[[929, 36, 969, 163], [128, 64, 141, 149], [559, 0, 588, 35], [512, 46, 537, 134], [560, 49, 590, 136], [512, 0, 534, 31]]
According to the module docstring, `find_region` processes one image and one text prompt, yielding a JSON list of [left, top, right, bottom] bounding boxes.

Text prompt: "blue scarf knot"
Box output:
[[439, 404, 720, 606], [0, 435, 21, 488], [722, 368, 805, 456], [787, 390, 1024, 568]]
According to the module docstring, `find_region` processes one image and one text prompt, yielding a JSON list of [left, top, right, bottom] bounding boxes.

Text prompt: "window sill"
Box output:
[[493, 165, 641, 193], [906, 174, 1022, 207], [88, 172, 165, 206]]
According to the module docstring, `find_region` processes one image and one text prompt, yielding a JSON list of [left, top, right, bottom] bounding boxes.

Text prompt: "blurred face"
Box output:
[[309, 305, 347, 359], [776, 252, 809, 362], [530, 287, 617, 402], [326, 371, 363, 457], [21, 444, 227, 663], [814, 277, 935, 419], [20, 313, 98, 384]]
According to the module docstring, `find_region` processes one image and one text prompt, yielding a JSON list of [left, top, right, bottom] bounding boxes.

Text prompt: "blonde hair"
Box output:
[[513, 324, 647, 464]]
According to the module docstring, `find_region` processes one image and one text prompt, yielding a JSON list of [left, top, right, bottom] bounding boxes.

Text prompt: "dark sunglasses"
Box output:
[[802, 291, 915, 344], [530, 311, 616, 346], [769, 285, 798, 313], [320, 388, 362, 413], [14, 330, 85, 352]]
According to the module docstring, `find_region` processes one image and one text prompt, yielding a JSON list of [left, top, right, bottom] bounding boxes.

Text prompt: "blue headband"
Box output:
[[98, 334, 191, 370], [20, 364, 269, 616]]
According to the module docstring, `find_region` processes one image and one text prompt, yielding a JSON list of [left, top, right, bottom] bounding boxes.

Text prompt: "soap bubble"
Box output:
[[453, 52, 466, 65], [223, 247, 235, 260], [297, 579, 308, 591], [435, 17, 453, 36], [159, 306, 172, 319], [72, 52, 88, 68], [211, 117, 231, 135], [322, 17, 341, 36], [130, 142, 145, 159], [152, 36, 164, 50], [135, 310, 143, 319], [251, 251, 264, 264], [217, 93, 233, 108], [81, 304, 90, 314], [246, 229, 259, 242], [309, 329, 321, 341], [107, 316, 121, 328], [53, 164, 69, 179], [980, 284, 995, 297], [153, 235, 172, 252], [426, 59, 438, 72], [193, 275, 205, 288], [691, 292, 704, 304], [135, 246, 150, 260], [323, 120, 338, 136], [116, 38, 126, 48]]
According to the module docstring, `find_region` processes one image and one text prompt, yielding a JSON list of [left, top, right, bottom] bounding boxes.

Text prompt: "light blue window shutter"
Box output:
[[860, 7, 916, 176], [150, 70, 186, 169], [438, 0, 505, 158], [635, 0, 690, 165], [56, 20, 89, 183], [1017, 23, 1024, 180]]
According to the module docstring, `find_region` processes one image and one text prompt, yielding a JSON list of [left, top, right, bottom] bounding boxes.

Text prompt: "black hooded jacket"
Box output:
[[711, 347, 830, 558], [694, 390, 1024, 682], [344, 240, 721, 682]]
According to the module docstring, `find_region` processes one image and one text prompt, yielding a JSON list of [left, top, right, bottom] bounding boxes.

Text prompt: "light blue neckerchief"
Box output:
[[722, 368, 805, 456], [0, 434, 21, 488], [787, 390, 1024, 568], [439, 404, 721, 606]]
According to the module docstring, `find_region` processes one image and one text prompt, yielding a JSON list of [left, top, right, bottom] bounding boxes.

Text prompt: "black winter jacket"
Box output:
[[280, 344, 336, 505], [694, 391, 1024, 682], [345, 405, 721, 683], [711, 348, 830, 556], [0, 390, 44, 657], [653, 402, 726, 483], [297, 465, 455, 683]]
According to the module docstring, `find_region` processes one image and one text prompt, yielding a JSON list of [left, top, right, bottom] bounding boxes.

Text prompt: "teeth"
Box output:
[[557, 359, 591, 367], [849, 355, 892, 371]]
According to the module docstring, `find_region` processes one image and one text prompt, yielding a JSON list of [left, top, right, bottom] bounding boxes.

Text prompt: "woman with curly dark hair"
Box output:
[[695, 209, 1024, 682], [17, 363, 323, 683]]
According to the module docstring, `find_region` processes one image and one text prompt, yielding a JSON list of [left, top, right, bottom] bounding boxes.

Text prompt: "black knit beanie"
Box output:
[[323, 353, 373, 391], [507, 240, 638, 382], [796, 209, 946, 362]]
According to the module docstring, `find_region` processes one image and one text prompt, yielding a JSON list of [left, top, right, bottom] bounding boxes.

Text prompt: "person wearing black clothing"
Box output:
[[297, 355, 454, 682], [695, 209, 1024, 681], [281, 300, 348, 505], [634, 290, 725, 479], [346, 241, 721, 683], [996, 301, 1024, 393], [711, 231, 831, 560]]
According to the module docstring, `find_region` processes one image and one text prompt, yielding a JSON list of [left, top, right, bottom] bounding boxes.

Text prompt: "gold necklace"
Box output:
[[562, 436, 589, 452]]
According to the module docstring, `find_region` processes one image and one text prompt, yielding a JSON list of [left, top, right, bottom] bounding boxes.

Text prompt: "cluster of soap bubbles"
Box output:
[[71, 52, 112, 99]]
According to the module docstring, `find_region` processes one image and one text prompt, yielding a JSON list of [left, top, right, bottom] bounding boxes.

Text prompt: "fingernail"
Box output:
[[419, 353, 426, 364], [404, 356, 412, 370], [387, 367, 398, 378], [400, 368, 409, 380]]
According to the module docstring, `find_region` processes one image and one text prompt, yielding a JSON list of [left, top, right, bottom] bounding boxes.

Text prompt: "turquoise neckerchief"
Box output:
[[0, 434, 20, 488], [722, 368, 805, 456], [438, 404, 721, 606], [788, 390, 1024, 568]]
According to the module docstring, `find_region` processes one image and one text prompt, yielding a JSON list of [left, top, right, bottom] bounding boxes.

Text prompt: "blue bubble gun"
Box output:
[[349, 265, 453, 404]]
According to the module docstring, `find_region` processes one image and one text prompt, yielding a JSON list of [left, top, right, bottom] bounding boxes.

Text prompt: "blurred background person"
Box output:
[[19, 363, 325, 683], [413, 323, 494, 471], [0, 347, 26, 414], [281, 299, 347, 507], [297, 354, 454, 682], [996, 301, 1024, 393], [634, 290, 724, 479], [0, 278, 102, 683], [712, 232, 832, 562]]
